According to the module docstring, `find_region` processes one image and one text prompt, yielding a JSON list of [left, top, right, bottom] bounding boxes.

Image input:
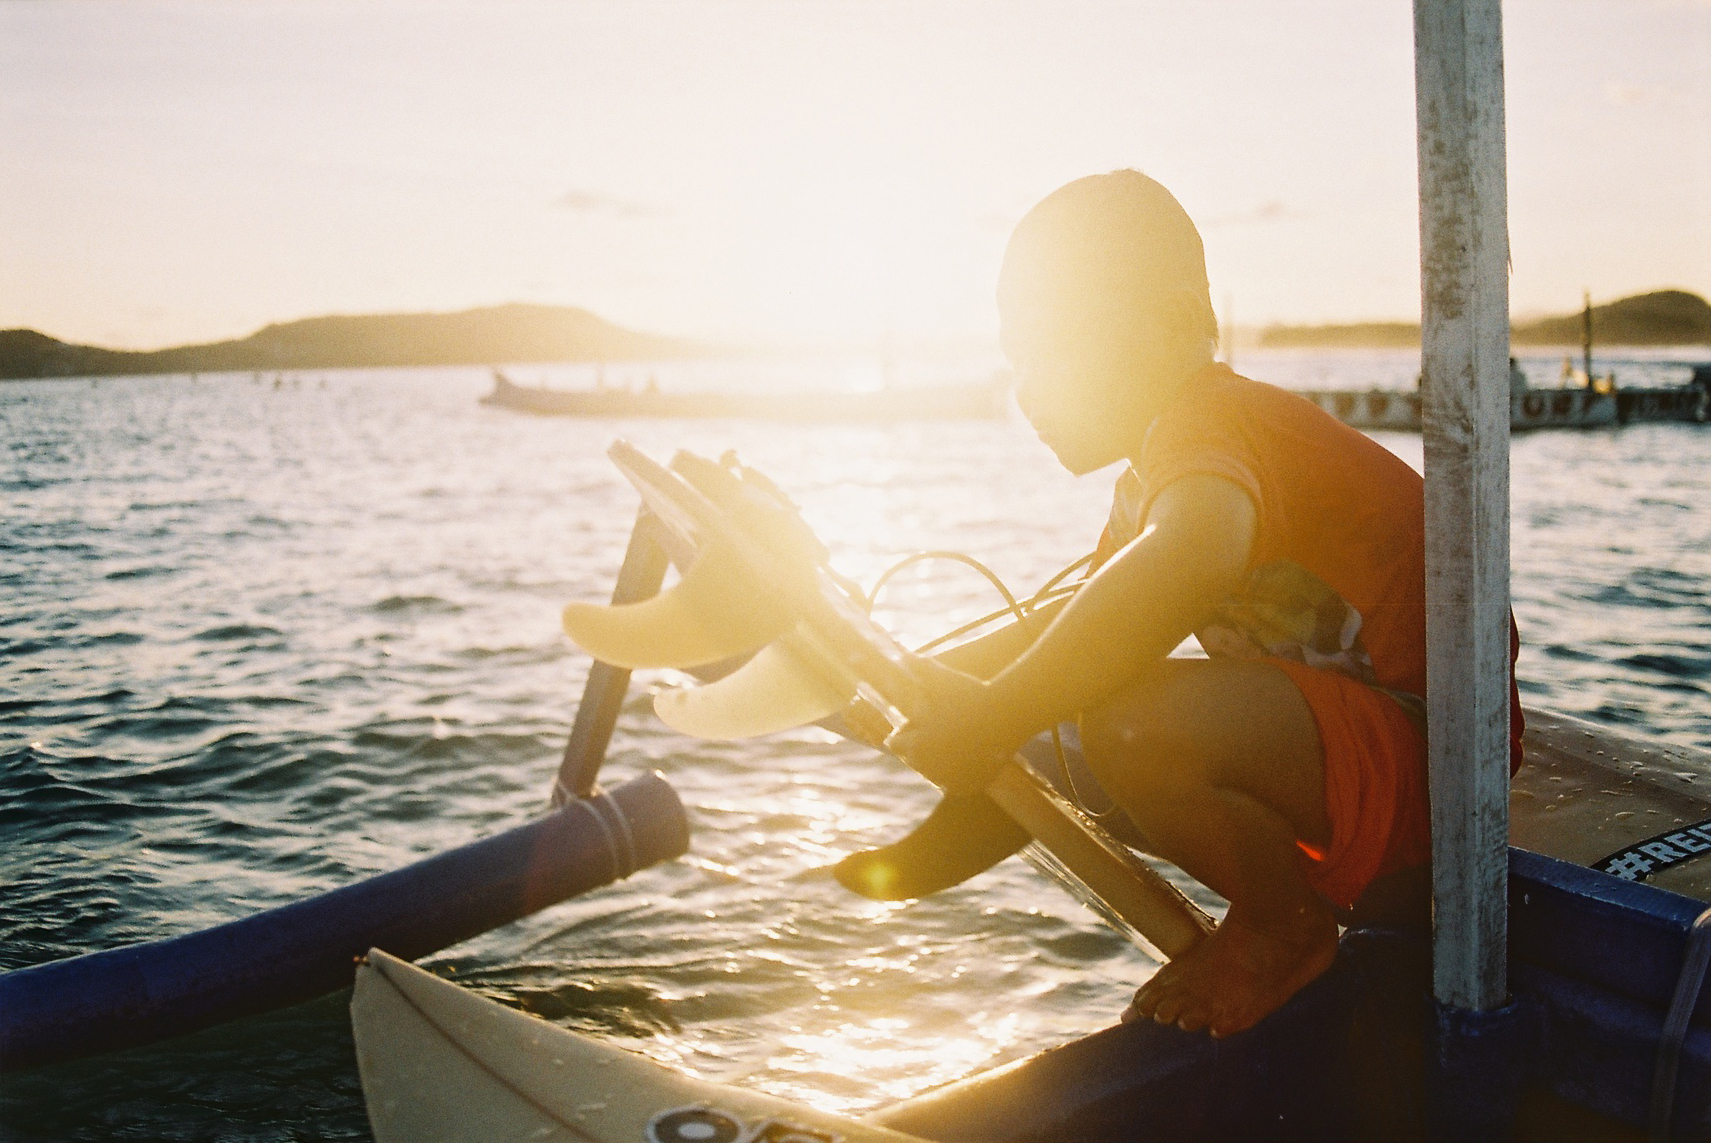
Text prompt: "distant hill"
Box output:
[[1258, 289, 1711, 349], [0, 303, 716, 380], [1511, 290, 1711, 346]]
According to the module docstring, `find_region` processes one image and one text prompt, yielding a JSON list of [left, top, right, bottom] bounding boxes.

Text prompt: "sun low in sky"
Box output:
[[2, 0, 1707, 351]]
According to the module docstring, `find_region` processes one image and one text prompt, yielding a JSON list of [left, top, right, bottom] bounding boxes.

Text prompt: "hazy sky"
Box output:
[[3, 0, 1707, 349]]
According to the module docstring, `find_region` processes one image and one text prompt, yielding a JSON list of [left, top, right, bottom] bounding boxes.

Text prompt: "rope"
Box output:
[[867, 549, 1025, 617], [913, 583, 1079, 656], [592, 788, 640, 878], [1650, 904, 1711, 1142], [567, 789, 627, 882], [866, 550, 1117, 821]]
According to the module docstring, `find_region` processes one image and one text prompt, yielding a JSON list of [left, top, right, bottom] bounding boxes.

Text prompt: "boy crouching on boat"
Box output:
[[885, 170, 1521, 1038]]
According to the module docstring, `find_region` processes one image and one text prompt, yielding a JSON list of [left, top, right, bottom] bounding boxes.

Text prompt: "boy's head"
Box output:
[[999, 170, 1217, 473]]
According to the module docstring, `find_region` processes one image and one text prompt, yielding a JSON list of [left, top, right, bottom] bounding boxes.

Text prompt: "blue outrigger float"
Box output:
[[3, 2, 1708, 1140]]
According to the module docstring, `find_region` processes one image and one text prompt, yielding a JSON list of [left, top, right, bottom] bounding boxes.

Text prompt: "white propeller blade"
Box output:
[[561, 541, 791, 669], [653, 635, 854, 740]]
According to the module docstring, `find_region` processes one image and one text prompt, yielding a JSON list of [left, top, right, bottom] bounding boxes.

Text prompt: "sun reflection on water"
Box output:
[[762, 1014, 1023, 1114], [12, 364, 1703, 1138]]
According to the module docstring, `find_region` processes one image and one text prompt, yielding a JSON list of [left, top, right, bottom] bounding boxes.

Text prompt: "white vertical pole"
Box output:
[[1413, 0, 1513, 1012]]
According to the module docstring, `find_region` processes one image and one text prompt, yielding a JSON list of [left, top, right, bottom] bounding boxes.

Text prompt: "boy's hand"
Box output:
[[841, 695, 893, 749], [885, 656, 1024, 795]]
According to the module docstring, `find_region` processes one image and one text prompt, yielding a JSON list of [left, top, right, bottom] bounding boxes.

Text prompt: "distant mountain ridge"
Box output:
[[1258, 289, 1711, 349], [0, 303, 715, 380]]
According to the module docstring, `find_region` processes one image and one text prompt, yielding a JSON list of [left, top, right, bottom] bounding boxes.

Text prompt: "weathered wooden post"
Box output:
[[1415, 0, 1512, 1011], [1413, 0, 1528, 1135]]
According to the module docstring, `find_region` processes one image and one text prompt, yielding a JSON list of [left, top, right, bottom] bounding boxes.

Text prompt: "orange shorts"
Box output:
[[1269, 659, 1430, 910]]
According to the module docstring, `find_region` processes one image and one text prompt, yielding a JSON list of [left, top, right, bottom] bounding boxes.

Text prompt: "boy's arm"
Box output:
[[931, 594, 1070, 679], [842, 595, 1069, 747], [888, 473, 1256, 793]]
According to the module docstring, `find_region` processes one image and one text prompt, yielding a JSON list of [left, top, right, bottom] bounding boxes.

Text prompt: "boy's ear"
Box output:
[[1154, 288, 1206, 332], [1146, 289, 1218, 356]]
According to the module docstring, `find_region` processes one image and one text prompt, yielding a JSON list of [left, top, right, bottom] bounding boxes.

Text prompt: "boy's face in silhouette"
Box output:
[[997, 172, 1215, 477], [1000, 291, 1167, 476]]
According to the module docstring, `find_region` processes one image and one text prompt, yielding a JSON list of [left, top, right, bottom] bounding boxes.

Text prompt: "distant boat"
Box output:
[[1307, 293, 1710, 432], [1302, 361, 1710, 432], [478, 369, 1011, 422]]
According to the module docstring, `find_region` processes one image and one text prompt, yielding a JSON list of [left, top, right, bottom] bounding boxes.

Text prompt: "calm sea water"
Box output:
[[3, 351, 1708, 1140]]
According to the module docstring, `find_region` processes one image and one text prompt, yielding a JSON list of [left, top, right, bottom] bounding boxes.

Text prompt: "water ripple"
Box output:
[[1, 363, 1706, 1138]]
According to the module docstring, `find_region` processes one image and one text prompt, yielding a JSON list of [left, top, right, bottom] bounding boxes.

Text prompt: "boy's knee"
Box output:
[[1079, 687, 1203, 803], [1079, 700, 1142, 771]]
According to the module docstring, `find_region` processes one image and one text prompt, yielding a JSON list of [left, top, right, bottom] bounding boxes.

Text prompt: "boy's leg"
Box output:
[[1078, 657, 1337, 1038]]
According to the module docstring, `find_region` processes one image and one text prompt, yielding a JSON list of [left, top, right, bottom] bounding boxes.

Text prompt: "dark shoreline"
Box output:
[[0, 302, 720, 381], [1260, 288, 1710, 349], [6, 289, 1707, 379]]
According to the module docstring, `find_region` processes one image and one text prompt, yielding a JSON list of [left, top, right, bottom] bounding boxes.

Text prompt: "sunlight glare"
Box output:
[[762, 1012, 1028, 1115]]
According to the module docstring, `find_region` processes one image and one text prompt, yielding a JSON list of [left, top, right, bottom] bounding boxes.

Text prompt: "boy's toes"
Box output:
[[1123, 984, 1159, 1024], [1124, 968, 1175, 1023], [1173, 1000, 1215, 1034], [1148, 988, 1192, 1028], [1208, 1007, 1261, 1040]]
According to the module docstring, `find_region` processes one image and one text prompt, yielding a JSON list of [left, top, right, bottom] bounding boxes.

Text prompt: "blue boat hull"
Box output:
[[875, 849, 1710, 1141]]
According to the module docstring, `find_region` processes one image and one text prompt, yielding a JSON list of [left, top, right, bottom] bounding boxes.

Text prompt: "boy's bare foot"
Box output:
[[1121, 904, 1338, 1038]]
